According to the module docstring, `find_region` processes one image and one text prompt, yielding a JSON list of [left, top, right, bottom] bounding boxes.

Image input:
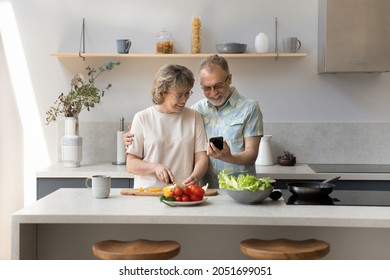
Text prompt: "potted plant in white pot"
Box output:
[[45, 60, 120, 167], [277, 150, 297, 166]]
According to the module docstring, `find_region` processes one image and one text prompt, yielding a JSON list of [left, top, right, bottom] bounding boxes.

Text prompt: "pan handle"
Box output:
[[322, 176, 340, 183]]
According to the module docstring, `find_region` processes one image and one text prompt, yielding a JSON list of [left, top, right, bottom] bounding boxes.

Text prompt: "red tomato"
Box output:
[[174, 187, 184, 197], [175, 196, 182, 202], [168, 190, 175, 198], [181, 195, 190, 202], [189, 185, 205, 196], [190, 193, 203, 202], [182, 186, 191, 196]]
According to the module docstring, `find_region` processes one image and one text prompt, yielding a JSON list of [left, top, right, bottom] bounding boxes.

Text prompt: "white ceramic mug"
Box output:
[[282, 37, 301, 53], [85, 175, 111, 199]]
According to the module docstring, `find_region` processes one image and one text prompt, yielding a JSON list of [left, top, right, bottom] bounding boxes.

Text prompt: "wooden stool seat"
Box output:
[[240, 238, 330, 260], [92, 239, 181, 260]]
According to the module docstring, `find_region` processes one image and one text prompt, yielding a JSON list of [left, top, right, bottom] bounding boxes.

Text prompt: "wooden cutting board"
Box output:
[[120, 188, 218, 196]]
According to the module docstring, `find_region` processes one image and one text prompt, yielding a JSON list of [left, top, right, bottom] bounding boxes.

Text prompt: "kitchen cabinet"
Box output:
[[35, 163, 134, 200], [318, 0, 390, 73], [50, 52, 307, 59], [36, 178, 133, 199]]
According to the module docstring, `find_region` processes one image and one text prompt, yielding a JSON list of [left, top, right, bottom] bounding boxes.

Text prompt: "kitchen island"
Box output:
[[12, 188, 390, 260], [35, 163, 390, 199]]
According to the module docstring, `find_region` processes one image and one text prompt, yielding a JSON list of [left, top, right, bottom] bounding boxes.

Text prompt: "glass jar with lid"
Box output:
[[156, 29, 173, 54], [191, 16, 201, 54]]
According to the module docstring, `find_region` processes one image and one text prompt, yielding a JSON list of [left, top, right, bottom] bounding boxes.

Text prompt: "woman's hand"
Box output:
[[182, 175, 199, 187], [155, 164, 175, 185]]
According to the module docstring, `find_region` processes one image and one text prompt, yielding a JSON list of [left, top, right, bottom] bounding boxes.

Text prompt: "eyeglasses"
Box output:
[[170, 90, 193, 100], [200, 75, 230, 92]]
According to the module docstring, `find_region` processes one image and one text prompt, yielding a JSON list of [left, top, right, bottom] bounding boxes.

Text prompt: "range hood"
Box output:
[[318, 0, 390, 73]]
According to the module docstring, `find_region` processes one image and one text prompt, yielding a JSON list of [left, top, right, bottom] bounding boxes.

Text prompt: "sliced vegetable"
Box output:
[[138, 187, 161, 193], [218, 170, 273, 191], [160, 195, 175, 207]]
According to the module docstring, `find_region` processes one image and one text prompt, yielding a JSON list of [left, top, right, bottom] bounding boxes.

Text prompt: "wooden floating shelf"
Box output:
[[50, 53, 307, 59]]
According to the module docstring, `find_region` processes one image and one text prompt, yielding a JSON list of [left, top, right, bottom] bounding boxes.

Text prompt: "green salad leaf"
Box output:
[[218, 170, 273, 191]]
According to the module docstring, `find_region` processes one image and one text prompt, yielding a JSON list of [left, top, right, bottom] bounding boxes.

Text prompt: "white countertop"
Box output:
[[12, 188, 390, 228], [36, 162, 390, 180], [36, 162, 133, 178]]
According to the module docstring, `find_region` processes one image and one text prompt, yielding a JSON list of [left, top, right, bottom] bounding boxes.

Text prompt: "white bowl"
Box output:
[[225, 188, 273, 204]]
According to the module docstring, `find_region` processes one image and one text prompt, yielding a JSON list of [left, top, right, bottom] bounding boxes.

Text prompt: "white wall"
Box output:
[[11, 0, 390, 159], [0, 27, 23, 260], [1, 0, 390, 259]]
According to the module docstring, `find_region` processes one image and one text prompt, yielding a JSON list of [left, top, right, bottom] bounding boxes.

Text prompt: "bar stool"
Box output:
[[92, 239, 181, 260], [240, 238, 330, 260]]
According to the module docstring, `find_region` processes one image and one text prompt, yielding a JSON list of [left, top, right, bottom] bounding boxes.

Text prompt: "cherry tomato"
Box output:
[[181, 195, 190, 202], [174, 187, 184, 197], [175, 196, 182, 202], [168, 190, 175, 198], [182, 186, 191, 196]]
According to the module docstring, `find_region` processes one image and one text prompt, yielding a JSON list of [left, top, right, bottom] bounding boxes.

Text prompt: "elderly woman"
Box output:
[[126, 64, 208, 189]]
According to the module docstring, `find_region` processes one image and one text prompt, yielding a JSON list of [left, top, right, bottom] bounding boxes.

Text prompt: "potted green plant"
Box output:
[[277, 150, 296, 166], [45, 60, 120, 167], [45, 60, 120, 125]]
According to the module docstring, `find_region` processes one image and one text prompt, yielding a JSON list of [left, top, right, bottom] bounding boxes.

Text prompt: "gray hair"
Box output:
[[199, 54, 230, 75], [151, 64, 194, 104]]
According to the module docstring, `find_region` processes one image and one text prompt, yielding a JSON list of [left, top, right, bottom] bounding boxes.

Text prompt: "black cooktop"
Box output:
[[281, 189, 390, 206], [308, 164, 390, 173]]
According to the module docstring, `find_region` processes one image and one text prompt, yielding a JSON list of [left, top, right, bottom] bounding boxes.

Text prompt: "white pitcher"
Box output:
[[255, 32, 269, 53], [256, 135, 274, 165]]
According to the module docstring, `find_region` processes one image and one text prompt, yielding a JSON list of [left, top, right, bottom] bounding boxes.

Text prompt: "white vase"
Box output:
[[62, 117, 82, 167], [256, 135, 274, 166], [255, 32, 269, 53]]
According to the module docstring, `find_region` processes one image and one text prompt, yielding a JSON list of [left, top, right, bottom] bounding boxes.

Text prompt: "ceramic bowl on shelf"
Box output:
[[225, 188, 273, 204], [216, 43, 247, 54]]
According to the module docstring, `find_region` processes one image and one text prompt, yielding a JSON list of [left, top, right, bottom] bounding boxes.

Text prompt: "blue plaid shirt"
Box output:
[[192, 87, 263, 188]]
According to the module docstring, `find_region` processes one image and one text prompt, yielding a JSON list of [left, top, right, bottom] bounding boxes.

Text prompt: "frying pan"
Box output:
[[286, 176, 340, 199]]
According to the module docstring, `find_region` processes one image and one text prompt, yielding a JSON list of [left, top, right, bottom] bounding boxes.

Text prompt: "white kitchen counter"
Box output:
[[36, 162, 133, 178], [11, 188, 390, 260], [36, 162, 390, 180]]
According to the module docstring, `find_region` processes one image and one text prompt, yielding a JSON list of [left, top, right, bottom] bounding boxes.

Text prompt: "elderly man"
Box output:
[[125, 55, 263, 188]]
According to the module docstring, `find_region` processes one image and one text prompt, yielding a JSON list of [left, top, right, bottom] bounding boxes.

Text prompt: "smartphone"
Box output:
[[209, 136, 224, 150]]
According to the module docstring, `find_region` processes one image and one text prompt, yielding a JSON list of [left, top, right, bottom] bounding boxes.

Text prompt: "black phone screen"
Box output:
[[209, 136, 223, 150]]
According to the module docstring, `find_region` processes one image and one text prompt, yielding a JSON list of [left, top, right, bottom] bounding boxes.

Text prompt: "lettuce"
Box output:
[[218, 170, 273, 191]]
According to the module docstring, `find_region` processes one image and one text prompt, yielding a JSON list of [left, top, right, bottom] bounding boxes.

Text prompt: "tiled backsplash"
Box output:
[[264, 122, 390, 164], [58, 122, 390, 165]]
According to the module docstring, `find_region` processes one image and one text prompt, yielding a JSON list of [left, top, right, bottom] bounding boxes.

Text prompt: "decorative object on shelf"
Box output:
[[79, 18, 86, 60], [274, 17, 278, 54], [282, 37, 301, 53], [116, 39, 131, 54], [156, 28, 173, 54], [191, 16, 201, 54], [256, 135, 274, 166], [216, 43, 247, 54], [255, 32, 269, 53], [45, 60, 120, 167], [277, 150, 296, 166]]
